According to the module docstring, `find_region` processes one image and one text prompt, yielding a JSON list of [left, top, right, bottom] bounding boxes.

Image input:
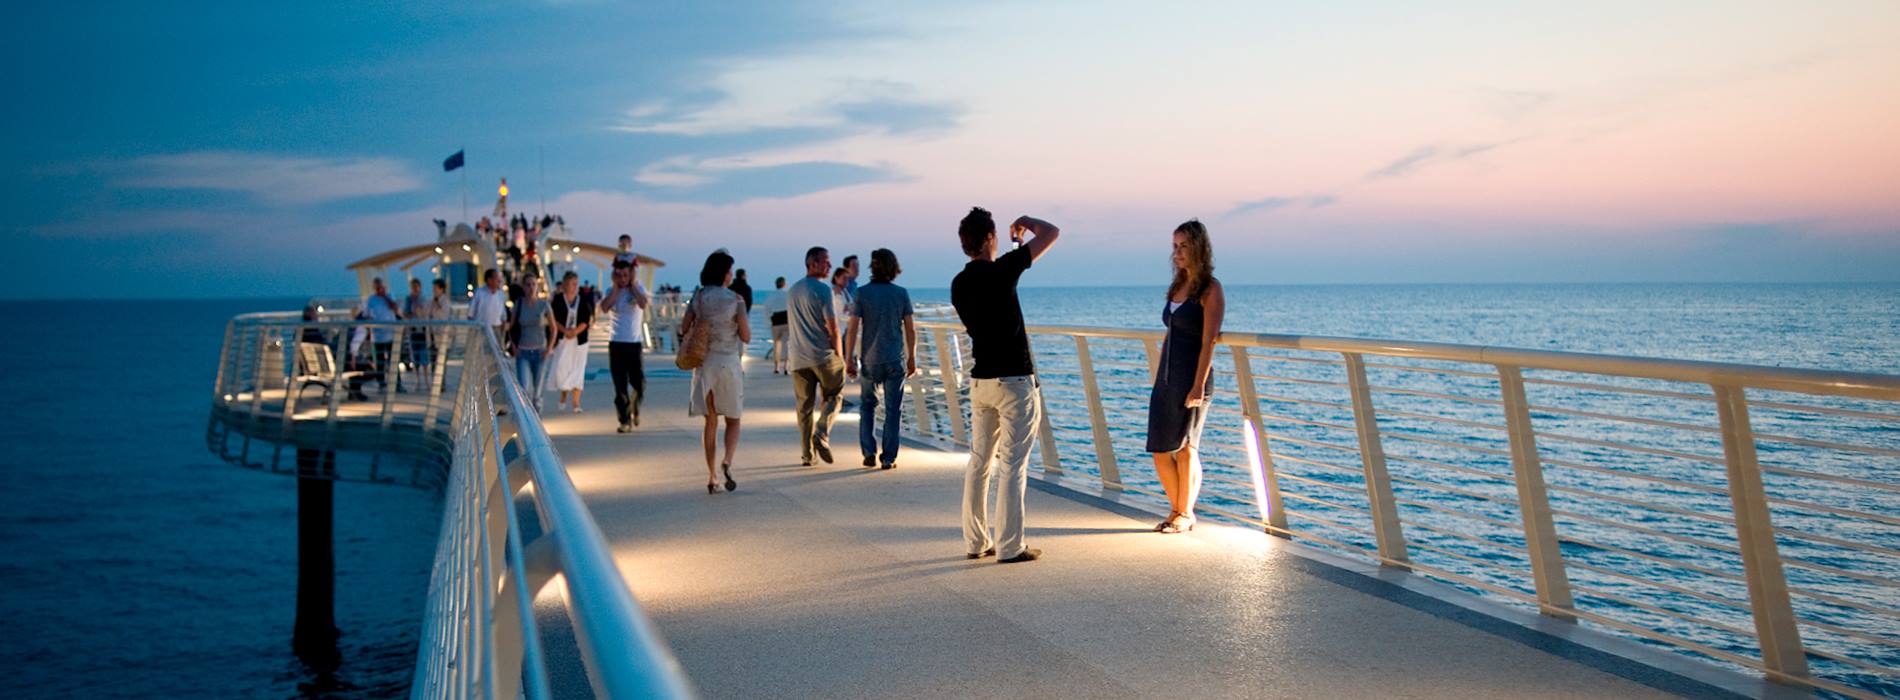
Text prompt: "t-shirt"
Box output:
[[693, 287, 746, 357], [786, 276, 837, 369], [364, 294, 399, 343], [853, 282, 913, 367], [950, 247, 1034, 378], [764, 289, 789, 316], [606, 282, 648, 343], [470, 286, 508, 327], [514, 298, 551, 350]]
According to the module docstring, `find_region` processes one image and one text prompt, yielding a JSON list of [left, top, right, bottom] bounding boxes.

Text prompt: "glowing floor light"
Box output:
[[1242, 420, 1273, 527]]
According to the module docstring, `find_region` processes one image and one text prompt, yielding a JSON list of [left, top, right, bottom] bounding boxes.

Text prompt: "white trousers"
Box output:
[[963, 375, 1041, 558]]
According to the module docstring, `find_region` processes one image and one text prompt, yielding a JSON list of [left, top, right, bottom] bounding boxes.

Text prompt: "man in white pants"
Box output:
[[950, 207, 1061, 563]]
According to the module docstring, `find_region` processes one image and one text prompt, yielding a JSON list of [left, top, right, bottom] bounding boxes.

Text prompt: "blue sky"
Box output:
[[6, 1, 1898, 298]]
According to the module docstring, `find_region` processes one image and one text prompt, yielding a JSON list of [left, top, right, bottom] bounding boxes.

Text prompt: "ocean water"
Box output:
[[0, 299, 437, 699], [2, 284, 1895, 698]]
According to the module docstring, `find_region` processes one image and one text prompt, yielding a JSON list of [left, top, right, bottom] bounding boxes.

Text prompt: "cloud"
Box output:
[[612, 90, 963, 141], [1365, 140, 1517, 180], [111, 151, 424, 205], [1224, 194, 1338, 218], [636, 158, 902, 205]]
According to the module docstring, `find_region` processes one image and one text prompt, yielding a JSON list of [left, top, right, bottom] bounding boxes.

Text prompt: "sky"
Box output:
[[5, 1, 1899, 298]]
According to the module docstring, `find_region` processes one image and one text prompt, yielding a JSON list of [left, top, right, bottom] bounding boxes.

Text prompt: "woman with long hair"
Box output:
[[1146, 220, 1224, 533], [682, 250, 751, 493]]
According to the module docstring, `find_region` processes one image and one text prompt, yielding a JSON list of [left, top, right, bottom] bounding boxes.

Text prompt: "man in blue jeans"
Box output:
[[951, 207, 1061, 564], [844, 249, 916, 469]]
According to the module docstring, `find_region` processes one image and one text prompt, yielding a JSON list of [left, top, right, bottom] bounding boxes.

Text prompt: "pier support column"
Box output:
[[293, 448, 339, 667]]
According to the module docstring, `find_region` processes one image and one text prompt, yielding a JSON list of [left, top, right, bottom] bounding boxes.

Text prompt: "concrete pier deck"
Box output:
[[535, 352, 1710, 699]]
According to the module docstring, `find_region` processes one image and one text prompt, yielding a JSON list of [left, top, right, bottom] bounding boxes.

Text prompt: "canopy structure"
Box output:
[[344, 222, 663, 300]]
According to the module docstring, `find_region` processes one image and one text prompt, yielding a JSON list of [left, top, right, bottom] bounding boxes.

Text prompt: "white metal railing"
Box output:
[[208, 313, 693, 699], [909, 319, 1900, 698]]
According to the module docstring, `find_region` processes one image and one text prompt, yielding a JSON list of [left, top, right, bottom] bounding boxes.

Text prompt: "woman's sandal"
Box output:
[[707, 482, 720, 494], [722, 462, 737, 493], [1159, 513, 1195, 534], [1154, 512, 1179, 532]]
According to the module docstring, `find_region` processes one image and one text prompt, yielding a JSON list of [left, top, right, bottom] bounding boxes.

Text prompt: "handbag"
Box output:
[[674, 292, 712, 370]]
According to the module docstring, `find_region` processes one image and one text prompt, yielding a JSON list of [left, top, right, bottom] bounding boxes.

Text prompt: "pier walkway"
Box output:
[[536, 353, 1692, 700]]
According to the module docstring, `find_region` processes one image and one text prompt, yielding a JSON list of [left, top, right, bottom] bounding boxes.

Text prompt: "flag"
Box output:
[[442, 150, 464, 172]]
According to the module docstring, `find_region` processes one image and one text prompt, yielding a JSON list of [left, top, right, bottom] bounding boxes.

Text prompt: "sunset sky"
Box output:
[[7, 1, 1899, 297]]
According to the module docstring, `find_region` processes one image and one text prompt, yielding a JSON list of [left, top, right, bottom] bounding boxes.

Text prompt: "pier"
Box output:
[[206, 310, 1900, 698]]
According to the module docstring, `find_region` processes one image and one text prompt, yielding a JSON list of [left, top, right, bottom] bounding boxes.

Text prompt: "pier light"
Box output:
[[462, 244, 471, 252], [498, 182, 509, 197], [442, 255, 450, 263], [434, 246, 442, 254], [1241, 421, 1273, 526], [315, 305, 324, 313], [551, 243, 561, 251]]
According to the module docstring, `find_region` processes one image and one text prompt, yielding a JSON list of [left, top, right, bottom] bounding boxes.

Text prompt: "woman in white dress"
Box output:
[[682, 250, 750, 494], [548, 271, 593, 412]]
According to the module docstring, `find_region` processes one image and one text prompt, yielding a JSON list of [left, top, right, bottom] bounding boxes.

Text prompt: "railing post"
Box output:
[[910, 348, 933, 438], [1074, 335, 1123, 488], [934, 328, 968, 445], [1142, 337, 1161, 381], [1229, 347, 1288, 535], [1035, 383, 1062, 476], [1712, 384, 1809, 681], [1341, 353, 1408, 567], [1495, 365, 1575, 617]]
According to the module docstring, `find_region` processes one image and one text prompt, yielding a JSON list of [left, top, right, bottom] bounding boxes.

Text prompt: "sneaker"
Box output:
[[998, 548, 1042, 564], [880, 462, 895, 470], [815, 444, 833, 464], [862, 455, 876, 467], [616, 422, 631, 433]]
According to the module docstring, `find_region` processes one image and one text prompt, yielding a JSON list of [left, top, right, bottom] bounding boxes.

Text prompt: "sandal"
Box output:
[[722, 462, 737, 493], [1159, 513, 1194, 534], [707, 482, 720, 494]]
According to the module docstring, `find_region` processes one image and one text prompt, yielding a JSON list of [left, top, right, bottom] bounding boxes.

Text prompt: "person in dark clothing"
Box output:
[[730, 269, 755, 312], [950, 207, 1061, 564], [1145, 220, 1225, 534]]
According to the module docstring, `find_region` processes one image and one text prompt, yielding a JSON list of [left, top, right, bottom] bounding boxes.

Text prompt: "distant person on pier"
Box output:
[[830, 266, 852, 321], [614, 233, 638, 268], [765, 276, 790, 374], [415, 278, 451, 390], [548, 271, 594, 413], [731, 268, 755, 313], [511, 270, 554, 412], [470, 268, 509, 345], [844, 248, 916, 469], [841, 254, 861, 308], [787, 246, 845, 465], [951, 208, 1061, 563], [600, 258, 651, 432], [682, 250, 751, 493], [363, 277, 402, 393], [1146, 220, 1224, 534], [402, 278, 435, 390]]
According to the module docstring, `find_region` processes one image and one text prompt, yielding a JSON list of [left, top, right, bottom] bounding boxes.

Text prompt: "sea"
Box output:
[[1, 284, 1895, 698]]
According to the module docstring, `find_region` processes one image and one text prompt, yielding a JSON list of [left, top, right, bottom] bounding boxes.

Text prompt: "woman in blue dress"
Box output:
[[1146, 220, 1225, 533]]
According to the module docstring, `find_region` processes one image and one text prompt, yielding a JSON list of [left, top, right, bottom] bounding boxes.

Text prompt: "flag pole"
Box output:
[[539, 145, 547, 216], [459, 146, 468, 224]]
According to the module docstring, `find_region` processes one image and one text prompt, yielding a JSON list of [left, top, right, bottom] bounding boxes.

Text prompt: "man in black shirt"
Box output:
[[949, 207, 1061, 564]]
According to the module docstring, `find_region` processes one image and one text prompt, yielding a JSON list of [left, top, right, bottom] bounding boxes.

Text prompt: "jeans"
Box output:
[[515, 347, 547, 411], [858, 361, 906, 465], [791, 355, 845, 460], [609, 341, 645, 425], [963, 375, 1041, 559]]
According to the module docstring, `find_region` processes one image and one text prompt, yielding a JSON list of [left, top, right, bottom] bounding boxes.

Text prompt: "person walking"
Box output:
[[844, 249, 916, 469], [951, 207, 1061, 564], [470, 268, 509, 342], [683, 250, 751, 493], [364, 277, 403, 393], [787, 246, 845, 465], [841, 254, 861, 308], [1147, 220, 1225, 534], [600, 260, 650, 432], [404, 278, 448, 391], [764, 277, 790, 374], [512, 271, 554, 412], [731, 268, 755, 312], [548, 271, 594, 413]]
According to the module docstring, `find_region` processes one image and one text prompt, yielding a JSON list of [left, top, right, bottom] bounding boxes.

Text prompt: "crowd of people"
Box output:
[[662, 208, 1225, 564], [328, 210, 1226, 566]]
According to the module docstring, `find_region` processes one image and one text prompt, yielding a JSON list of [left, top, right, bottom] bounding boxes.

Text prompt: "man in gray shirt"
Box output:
[[844, 248, 915, 469], [788, 246, 844, 465]]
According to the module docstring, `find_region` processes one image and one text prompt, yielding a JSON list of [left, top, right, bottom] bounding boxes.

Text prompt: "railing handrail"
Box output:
[[913, 320, 1900, 401], [476, 327, 695, 699], [210, 313, 693, 699]]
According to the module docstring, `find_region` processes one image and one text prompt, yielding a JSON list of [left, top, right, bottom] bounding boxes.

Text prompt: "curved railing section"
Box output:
[[208, 313, 693, 699], [909, 320, 1900, 698]]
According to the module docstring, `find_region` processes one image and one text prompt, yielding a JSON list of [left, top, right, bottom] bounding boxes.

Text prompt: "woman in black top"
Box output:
[[1146, 220, 1225, 534]]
